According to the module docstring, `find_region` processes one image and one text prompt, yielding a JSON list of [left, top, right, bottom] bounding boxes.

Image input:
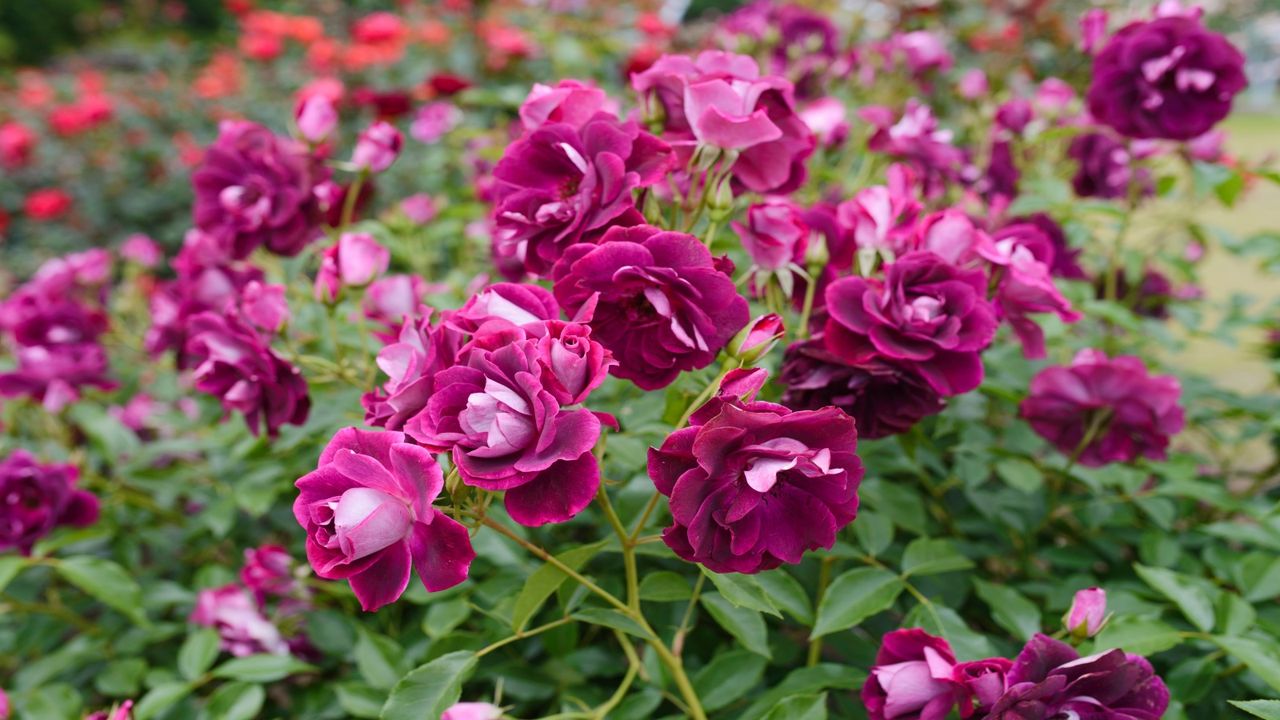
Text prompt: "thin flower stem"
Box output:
[[481, 516, 631, 616], [596, 484, 640, 612], [672, 572, 706, 658], [338, 169, 368, 232], [476, 616, 575, 657], [807, 556, 835, 666], [627, 493, 663, 544], [797, 270, 819, 340]]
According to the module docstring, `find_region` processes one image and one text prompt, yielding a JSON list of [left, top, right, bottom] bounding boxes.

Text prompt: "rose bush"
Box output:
[[1, 2, 1279, 720]]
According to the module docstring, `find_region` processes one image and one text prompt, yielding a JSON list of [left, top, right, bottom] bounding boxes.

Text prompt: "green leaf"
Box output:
[[639, 571, 692, 602], [356, 629, 406, 690], [509, 540, 606, 631], [853, 511, 894, 557], [95, 658, 147, 697], [973, 579, 1041, 641], [995, 458, 1043, 494], [901, 538, 974, 577], [336, 682, 387, 719], [423, 596, 472, 639], [693, 649, 767, 711], [702, 592, 771, 658], [1230, 700, 1280, 720], [573, 607, 652, 639], [177, 628, 221, 681], [740, 664, 863, 720], [1213, 636, 1280, 694], [1094, 617, 1184, 656], [1217, 592, 1257, 637], [811, 568, 903, 639], [212, 654, 316, 683], [0, 555, 27, 594], [55, 556, 146, 625], [702, 567, 782, 617], [756, 569, 813, 626], [205, 682, 265, 720], [133, 681, 194, 720], [903, 604, 994, 661], [762, 693, 828, 720], [380, 651, 477, 720], [1134, 564, 1216, 632]]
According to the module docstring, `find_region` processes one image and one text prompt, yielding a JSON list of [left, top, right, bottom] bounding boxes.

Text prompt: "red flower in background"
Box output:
[[24, 189, 73, 220], [0, 122, 37, 168]]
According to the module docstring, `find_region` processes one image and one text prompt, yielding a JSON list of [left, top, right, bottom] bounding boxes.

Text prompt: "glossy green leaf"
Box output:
[[380, 651, 476, 720], [811, 568, 903, 639], [702, 592, 770, 658]]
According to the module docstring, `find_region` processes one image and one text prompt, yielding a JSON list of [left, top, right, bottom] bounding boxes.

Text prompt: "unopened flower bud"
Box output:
[[707, 176, 735, 223], [727, 314, 784, 364], [295, 95, 338, 143], [352, 121, 403, 173], [1064, 587, 1108, 639]]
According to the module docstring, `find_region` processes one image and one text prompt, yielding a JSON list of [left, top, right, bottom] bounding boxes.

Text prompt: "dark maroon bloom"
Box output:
[[0, 450, 99, 554], [824, 252, 997, 396], [995, 99, 1034, 134], [491, 113, 672, 277], [406, 339, 602, 527], [648, 372, 862, 574], [953, 658, 1013, 716], [988, 634, 1169, 720], [1087, 16, 1246, 141], [351, 88, 414, 119], [183, 310, 310, 437], [0, 343, 116, 412], [192, 120, 329, 259], [1100, 268, 1175, 319], [984, 139, 1020, 203], [861, 628, 963, 720], [1020, 349, 1184, 467], [1067, 132, 1152, 200], [780, 339, 945, 439], [553, 225, 750, 391]]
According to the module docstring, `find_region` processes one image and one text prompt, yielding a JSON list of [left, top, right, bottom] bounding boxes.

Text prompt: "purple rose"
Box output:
[[824, 252, 997, 396], [406, 339, 602, 527], [240, 280, 289, 334], [648, 376, 862, 573], [183, 310, 310, 438], [632, 51, 815, 194], [192, 120, 329, 259], [362, 274, 431, 339], [352, 121, 403, 173], [294, 95, 337, 143], [976, 227, 1082, 359], [0, 450, 99, 554], [492, 113, 673, 277], [1068, 132, 1152, 200], [553, 225, 750, 391], [410, 101, 462, 144], [861, 628, 962, 720], [860, 102, 967, 199], [1087, 16, 1246, 141], [293, 428, 475, 611], [733, 199, 808, 272], [190, 584, 290, 657], [954, 657, 1013, 716], [240, 545, 298, 603], [988, 634, 1169, 720], [1065, 587, 1108, 638], [780, 339, 945, 439], [534, 320, 616, 406], [0, 342, 116, 412], [315, 232, 391, 302], [519, 79, 612, 132], [1009, 214, 1087, 280], [1020, 349, 1185, 466]]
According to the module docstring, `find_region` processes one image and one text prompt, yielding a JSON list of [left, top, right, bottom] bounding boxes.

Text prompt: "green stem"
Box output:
[[338, 169, 368, 232], [672, 572, 706, 657], [476, 616, 575, 658], [596, 484, 640, 613], [807, 556, 835, 666], [797, 270, 819, 340]]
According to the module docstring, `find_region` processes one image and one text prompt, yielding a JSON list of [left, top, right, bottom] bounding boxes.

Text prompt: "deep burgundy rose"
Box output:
[[954, 657, 1014, 717], [1087, 16, 1246, 141], [632, 51, 815, 194], [192, 120, 329, 259], [1068, 132, 1152, 200], [648, 372, 862, 573], [190, 584, 290, 656], [294, 428, 474, 611], [861, 628, 963, 720], [491, 113, 672, 277], [407, 339, 602, 526], [988, 634, 1169, 720], [733, 199, 808, 273], [0, 450, 99, 554], [0, 343, 116, 412], [1020, 349, 1185, 466], [183, 310, 310, 438], [1009, 214, 1087, 280], [241, 545, 298, 603], [976, 227, 1082, 359], [824, 252, 997, 396], [553, 225, 750, 390], [984, 139, 1020, 203], [1100, 268, 1175, 319], [860, 102, 967, 199], [780, 339, 945, 439]]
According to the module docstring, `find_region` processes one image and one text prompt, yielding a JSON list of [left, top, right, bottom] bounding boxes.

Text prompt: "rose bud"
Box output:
[[352, 121, 403, 173], [727, 313, 784, 364], [441, 702, 503, 720], [1064, 586, 1108, 639], [295, 94, 338, 143]]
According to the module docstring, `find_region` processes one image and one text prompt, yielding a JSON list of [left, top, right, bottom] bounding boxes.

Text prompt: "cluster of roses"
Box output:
[[862, 587, 1168, 720], [0, 450, 98, 555], [0, 249, 116, 412], [190, 545, 312, 659]]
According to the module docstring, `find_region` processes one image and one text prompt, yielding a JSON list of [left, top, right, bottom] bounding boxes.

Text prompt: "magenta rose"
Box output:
[[732, 199, 808, 273], [407, 339, 602, 526], [0, 342, 116, 413], [491, 113, 672, 277], [293, 428, 475, 611], [1020, 349, 1185, 466], [1087, 16, 1246, 141], [976, 227, 1082, 359], [988, 634, 1169, 720], [240, 545, 298, 603], [192, 120, 329, 259], [519, 79, 612, 131], [860, 102, 967, 199], [824, 252, 997, 396], [861, 629, 963, 720], [0, 450, 99, 554], [648, 376, 862, 573], [632, 51, 815, 194], [183, 310, 310, 438], [780, 339, 945, 439], [190, 584, 290, 657], [553, 225, 750, 390], [1067, 131, 1152, 200]]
